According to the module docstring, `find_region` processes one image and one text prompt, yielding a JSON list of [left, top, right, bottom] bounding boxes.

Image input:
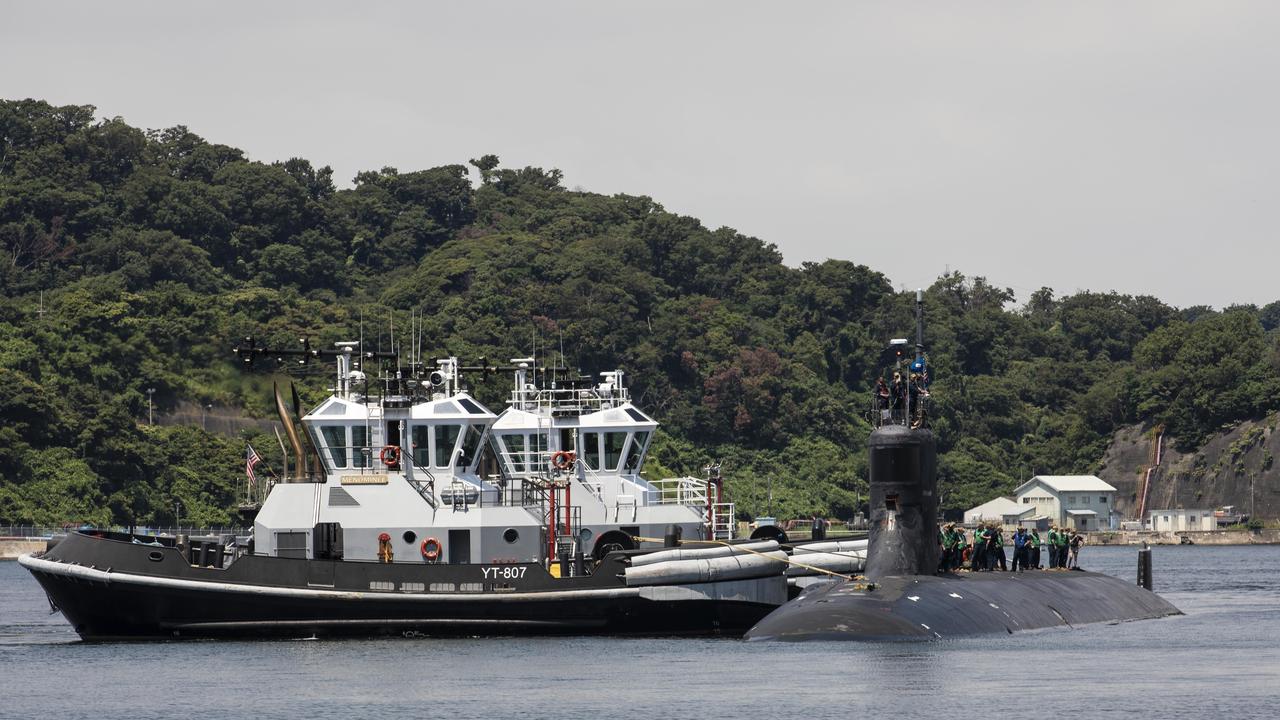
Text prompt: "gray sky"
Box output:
[[5, 1, 1278, 309]]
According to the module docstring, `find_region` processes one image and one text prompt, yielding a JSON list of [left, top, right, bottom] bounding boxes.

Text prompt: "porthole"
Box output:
[[148, 550, 164, 562], [503, 528, 519, 544], [403, 530, 417, 544], [579, 528, 593, 544]]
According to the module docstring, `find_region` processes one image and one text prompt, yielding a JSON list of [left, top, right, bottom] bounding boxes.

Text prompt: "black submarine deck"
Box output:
[[744, 568, 1182, 642]]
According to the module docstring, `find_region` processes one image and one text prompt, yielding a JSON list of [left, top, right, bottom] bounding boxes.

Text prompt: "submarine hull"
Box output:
[[744, 569, 1182, 642]]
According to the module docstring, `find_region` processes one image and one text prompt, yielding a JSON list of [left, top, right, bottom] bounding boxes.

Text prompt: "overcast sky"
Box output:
[[4, 1, 1278, 309]]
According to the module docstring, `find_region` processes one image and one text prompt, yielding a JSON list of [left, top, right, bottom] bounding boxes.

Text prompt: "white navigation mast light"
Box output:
[[889, 338, 909, 346], [334, 341, 359, 396]]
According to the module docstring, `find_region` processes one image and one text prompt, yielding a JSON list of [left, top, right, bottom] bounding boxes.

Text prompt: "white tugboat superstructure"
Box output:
[[255, 347, 728, 567]]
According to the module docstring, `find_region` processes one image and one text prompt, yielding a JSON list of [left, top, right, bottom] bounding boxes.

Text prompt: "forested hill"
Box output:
[[3, 98, 1279, 527]]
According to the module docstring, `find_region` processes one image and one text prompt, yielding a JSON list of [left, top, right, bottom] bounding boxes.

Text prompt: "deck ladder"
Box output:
[[710, 502, 736, 540]]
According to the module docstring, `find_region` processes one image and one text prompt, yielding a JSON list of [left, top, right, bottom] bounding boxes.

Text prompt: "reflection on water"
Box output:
[[2, 545, 1278, 719]]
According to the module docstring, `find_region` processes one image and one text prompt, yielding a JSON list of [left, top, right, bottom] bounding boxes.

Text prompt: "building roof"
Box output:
[[1015, 475, 1117, 495], [965, 497, 1034, 520]]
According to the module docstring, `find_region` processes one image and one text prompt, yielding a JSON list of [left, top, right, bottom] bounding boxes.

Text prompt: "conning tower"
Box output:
[[865, 288, 936, 578], [864, 423, 937, 579]]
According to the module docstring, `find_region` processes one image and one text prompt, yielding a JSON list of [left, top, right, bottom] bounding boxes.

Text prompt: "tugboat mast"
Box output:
[[915, 288, 924, 365]]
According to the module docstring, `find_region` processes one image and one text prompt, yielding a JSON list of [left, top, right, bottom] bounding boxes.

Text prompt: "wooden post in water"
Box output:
[[1137, 541, 1153, 591]]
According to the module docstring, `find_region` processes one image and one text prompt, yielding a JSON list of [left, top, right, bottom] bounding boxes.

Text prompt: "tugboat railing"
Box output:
[[405, 460, 437, 509], [316, 444, 386, 474], [495, 447, 550, 476], [508, 386, 631, 414], [494, 447, 608, 504], [869, 395, 931, 430], [573, 463, 607, 502], [645, 477, 709, 507]]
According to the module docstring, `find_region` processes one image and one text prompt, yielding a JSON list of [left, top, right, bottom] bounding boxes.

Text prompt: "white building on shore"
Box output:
[[1148, 509, 1218, 532], [964, 497, 1035, 527], [1012, 475, 1118, 531]]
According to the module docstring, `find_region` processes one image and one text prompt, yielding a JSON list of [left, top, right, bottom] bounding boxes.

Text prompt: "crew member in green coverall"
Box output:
[[970, 525, 988, 571], [1029, 528, 1042, 569], [1047, 527, 1060, 568], [987, 525, 1007, 571], [951, 526, 966, 571], [938, 525, 953, 572], [1055, 527, 1071, 569]]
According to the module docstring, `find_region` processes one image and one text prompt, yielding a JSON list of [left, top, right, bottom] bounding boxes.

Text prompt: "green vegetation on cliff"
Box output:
[[3, 99, 1279, 526]]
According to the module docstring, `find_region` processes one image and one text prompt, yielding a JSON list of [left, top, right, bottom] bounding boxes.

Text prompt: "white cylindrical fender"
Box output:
[[788, 538, 868, 555], [624, 550, 789, 586], [784, 550, 868, 577], [629, 541, 779, 567]]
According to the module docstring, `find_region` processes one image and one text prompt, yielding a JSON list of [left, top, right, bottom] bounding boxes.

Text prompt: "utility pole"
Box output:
[[146, 387, 155, 425], [174, 501, 182, 532]]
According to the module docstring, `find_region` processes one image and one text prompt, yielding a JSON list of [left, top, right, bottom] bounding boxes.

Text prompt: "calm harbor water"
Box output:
[[2, 545, 1278, 719]]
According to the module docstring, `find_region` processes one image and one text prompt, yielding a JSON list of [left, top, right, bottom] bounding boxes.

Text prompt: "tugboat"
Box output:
[[20, 341, 787, 640]]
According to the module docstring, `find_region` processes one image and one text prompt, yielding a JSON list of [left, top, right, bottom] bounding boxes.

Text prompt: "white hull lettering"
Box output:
[[482, 566, 528, 580]]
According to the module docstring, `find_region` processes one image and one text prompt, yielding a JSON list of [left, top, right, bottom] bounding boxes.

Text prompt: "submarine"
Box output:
[[745, 292, 1181, 642]]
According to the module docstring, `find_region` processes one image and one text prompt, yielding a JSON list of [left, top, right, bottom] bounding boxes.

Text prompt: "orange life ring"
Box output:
[[380, 445, 400, 466], [420, 536, 441, 561], [551, 450, 576, 470]]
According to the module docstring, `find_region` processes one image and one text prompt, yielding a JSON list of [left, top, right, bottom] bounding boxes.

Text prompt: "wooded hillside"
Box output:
[[3, 99, 1279, 526]]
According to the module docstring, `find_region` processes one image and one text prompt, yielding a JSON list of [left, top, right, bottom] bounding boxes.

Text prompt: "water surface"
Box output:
[[2, 545, 1277, 719]]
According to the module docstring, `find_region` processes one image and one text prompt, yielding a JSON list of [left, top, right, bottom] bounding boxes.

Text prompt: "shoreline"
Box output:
[[7, 529, 1278, 560], [0, 539, 46, 560], [1087, 528, 1280, 546]]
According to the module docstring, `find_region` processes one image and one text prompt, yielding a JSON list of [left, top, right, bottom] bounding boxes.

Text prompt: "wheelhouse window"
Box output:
[[504, 433, 526, 472], [411, 425, 431, 468], [604, 431, 628, 470], [580, 432, 600, 471], [529, 432, 547, 472], [353, 425, 370, 468], [320, 426, 347, 468], [622, 431, 649, 473], [435, 425, 460, 468], [459, 424, 486, 468]]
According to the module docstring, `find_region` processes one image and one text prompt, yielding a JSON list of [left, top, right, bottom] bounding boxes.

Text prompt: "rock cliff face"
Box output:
[[1098, 416, 1278, 520]]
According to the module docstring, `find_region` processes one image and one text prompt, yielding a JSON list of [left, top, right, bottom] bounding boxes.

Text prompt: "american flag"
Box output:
[[245, 444, 262, 487]]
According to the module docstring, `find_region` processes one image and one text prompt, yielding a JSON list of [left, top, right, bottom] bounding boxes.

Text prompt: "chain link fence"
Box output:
[[0, 525, 250, 539]]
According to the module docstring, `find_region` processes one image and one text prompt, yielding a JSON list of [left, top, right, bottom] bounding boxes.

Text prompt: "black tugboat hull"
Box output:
[[744, 569, 1182, 642], [21, 533, 784, 640]]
